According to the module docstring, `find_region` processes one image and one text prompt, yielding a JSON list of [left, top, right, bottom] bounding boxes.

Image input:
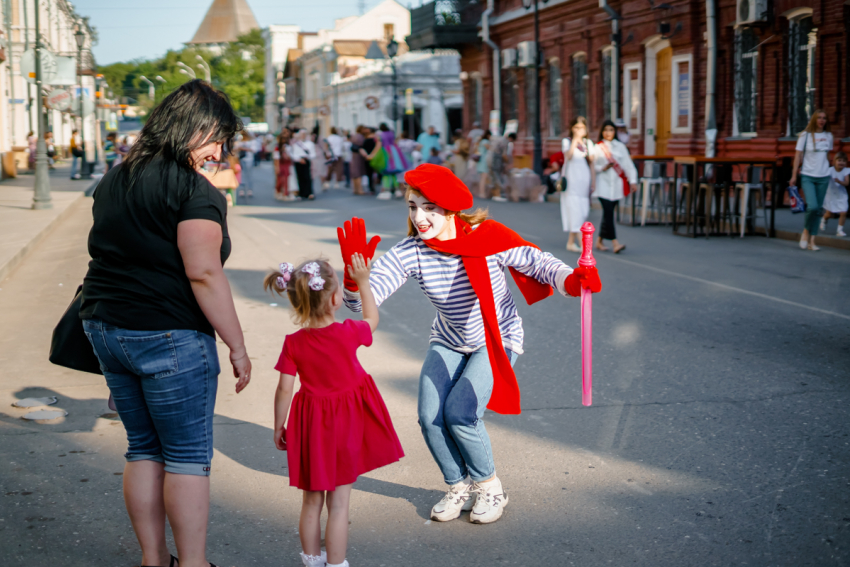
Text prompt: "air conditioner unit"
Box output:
[[736, 0, 767, 25], [501, 48, 517, 69], [517, 42, 537, 67]]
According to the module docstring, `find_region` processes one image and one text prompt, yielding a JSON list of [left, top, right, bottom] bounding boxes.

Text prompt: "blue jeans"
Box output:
[[70, 156, 79, 178], [801, 174, 830, 235], [418, 343, 518, 485], [83, 318, 219, 476]]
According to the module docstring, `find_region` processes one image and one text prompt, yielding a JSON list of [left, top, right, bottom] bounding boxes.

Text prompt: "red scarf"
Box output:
[[422, 217, 553, 414]]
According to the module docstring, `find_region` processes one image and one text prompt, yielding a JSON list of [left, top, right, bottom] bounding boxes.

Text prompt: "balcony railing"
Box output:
[[406, 0, 483, 51]]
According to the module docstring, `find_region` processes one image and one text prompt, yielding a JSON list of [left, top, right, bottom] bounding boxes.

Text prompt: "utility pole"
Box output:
[[31, 0, 51, 209]]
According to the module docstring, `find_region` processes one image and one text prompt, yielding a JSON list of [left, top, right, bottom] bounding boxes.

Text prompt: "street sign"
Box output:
[[20, 49, 57, 84], [405, 88, 413, 115], [365, 96, 379, 110], [46, 89, 71, 111], [318, 104, 331, 116]]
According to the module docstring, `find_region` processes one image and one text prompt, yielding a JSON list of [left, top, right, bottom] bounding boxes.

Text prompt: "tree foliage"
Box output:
[[99, 29, 265, 121]]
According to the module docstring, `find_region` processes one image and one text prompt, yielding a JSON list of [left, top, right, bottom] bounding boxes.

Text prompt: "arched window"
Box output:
[[572, 53, 588, 119], [548, 58, 562, 136], [788, 14, 816, 134]]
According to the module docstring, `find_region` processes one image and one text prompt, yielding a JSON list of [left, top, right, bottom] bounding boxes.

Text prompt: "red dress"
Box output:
[[275, 319, 404, 491]]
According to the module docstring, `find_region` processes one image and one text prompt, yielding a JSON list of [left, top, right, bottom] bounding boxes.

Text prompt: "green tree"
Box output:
[[99, 29, 266, 121]]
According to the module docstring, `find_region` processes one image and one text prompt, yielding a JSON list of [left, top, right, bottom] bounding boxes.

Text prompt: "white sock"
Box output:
[[327, 561, 349, 567], [476, 476, 500, 487]]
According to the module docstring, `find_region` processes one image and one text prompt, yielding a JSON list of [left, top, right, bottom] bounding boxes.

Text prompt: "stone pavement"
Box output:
[[0, 164, 96, 282]]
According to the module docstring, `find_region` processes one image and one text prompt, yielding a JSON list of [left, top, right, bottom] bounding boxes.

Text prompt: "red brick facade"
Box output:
[[458, 0, 849, 163]]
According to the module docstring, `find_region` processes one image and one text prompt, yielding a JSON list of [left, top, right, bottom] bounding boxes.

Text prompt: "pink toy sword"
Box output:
[[578, 222, 596, 406]]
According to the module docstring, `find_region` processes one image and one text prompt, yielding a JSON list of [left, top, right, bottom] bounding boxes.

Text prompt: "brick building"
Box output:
[[407, 0, 849, 166]]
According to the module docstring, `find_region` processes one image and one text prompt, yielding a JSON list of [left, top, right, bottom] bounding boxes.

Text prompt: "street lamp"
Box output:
[[74, 26, 91, 180], [196, 55, 211, 82], [31, 0, 52, 209], [139, 76, 155, 100], [521, 0, 547, 178], [177, 62, 196, 80]]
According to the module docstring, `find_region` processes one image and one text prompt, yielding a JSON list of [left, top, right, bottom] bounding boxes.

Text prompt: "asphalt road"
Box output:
[[1, 161, 848, 567]]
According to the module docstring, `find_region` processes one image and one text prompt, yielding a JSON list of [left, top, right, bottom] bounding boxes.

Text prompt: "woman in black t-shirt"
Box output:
[[81, 80, 250, 567]]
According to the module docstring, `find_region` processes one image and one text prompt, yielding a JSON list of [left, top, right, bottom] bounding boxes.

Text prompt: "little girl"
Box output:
[[265, 256, 404, 567], [821, 151, 849, 237]]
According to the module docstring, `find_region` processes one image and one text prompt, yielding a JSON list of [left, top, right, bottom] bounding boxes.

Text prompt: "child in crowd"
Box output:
[[425, 147, 443, 165], [821, 151, 849, 237], [265, 256, 404, 567]]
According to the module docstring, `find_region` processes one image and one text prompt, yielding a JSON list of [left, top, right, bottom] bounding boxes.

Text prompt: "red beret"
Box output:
[[404, 164, 473, 211]]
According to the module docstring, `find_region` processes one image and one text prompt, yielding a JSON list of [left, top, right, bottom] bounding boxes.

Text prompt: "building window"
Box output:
[[623, 63, 641, 134], [671, 54, 692, 133], [384, 23, 394, 42], [601, 49, 612, 121], [788, 15, 816, 134], [472, 72, 483, 125], [548, 59, 562, 137], [503, 69, 519, 122], [525, 66, 536, 135], [734, 27, 758, 136], [572, 54, 588, 119]]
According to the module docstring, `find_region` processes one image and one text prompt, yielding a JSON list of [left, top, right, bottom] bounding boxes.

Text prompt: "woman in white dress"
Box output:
[[593, 119, 638, 253], [560, 117, 595, 253]]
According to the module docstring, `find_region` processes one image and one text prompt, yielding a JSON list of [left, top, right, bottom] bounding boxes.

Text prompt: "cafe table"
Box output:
[[671, 156, 778, 238]]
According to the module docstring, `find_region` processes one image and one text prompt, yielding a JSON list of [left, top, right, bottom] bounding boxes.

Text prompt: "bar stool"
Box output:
[[733, 166, 770, 237], [640, 162, 668, 226]]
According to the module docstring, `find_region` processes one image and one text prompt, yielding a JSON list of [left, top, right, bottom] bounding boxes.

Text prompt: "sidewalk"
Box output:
[[0, 163, 96, 282], [769, 207, 850, 250]]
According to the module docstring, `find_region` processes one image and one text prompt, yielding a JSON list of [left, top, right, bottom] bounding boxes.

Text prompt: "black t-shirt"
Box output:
[[81, 159, 230, 337]]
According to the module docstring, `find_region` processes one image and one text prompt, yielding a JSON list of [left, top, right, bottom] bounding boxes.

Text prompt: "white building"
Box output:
[[330, 50, 462, 143], [0, 0, 97, 171]]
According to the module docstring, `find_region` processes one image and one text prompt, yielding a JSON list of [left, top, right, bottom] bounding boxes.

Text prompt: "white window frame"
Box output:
[[623, 62, 641, 135], [670, 54, 693, 134]]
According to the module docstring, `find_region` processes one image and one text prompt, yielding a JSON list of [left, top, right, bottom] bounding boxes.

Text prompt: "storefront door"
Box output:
[[655, 47, 672, 155]]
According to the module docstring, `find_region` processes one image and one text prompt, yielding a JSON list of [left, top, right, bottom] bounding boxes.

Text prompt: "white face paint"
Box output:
[[409, 193, 451, 241]]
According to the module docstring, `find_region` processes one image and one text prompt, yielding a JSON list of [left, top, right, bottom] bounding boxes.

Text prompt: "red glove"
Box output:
[[337, 217, 381, 291], [564, 266, 602, 297]]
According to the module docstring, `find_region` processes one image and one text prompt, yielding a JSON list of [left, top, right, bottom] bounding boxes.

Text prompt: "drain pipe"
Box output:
[[482, 0, 501, 132], [598, 0, 621, 120], [704, 0, 717, 157]]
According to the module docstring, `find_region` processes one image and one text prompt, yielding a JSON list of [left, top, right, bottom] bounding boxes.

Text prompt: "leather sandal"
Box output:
[[139, 554, 178, 567]]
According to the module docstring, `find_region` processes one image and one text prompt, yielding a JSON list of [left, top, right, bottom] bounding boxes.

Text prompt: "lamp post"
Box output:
[[196, 55, 211, 82], [74, 26, 90, 180], [177, 62, 196, 80], [522, 0, 546, 177], [386, 39, 399, 132], [139, 76, 155, 100], [31, 0, 51, 209]]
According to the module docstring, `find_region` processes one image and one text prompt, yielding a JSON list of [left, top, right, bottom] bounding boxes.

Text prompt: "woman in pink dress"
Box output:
[[265, 256, 403, 567]]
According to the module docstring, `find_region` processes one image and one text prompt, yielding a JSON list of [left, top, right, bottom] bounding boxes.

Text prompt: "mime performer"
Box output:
[[337, 164, 601, 524]]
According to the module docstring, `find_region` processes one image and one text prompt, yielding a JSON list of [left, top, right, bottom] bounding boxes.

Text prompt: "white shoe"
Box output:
[[376, 191, 392, 200], [808, 243, 820, 251], [492, 196, 508, 202], [837, 227, 846, 237], [799, 237, 807, 250], [820, 218, 827, 231], [394, 189, 404, 199], [430, 478, 474, 521], [469, 477, 508, 524], [300, 550, 327, 566]]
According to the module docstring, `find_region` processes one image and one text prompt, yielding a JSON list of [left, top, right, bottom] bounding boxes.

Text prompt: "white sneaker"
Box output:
[[820, 218, 827, 231], [469, 477, 508, 524], [492, 196, 508, 202], [300, 550, 327, 566], [376, 191, 392, 200], [837, 227, 846, 237], [430, 479, 474, 521], [799, 237, 808, 250]]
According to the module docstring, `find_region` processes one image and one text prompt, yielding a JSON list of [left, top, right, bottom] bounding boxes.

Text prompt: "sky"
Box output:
[[72, 0, 392, 66]]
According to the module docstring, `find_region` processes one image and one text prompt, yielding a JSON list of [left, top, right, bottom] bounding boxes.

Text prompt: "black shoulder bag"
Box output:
[[49, 285, 103, 375]]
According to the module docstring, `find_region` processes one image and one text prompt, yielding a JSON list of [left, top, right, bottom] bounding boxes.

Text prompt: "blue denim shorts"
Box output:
[[83, 318, 219, 476]]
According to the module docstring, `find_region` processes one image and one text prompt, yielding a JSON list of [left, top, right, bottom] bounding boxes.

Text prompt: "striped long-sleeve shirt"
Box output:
[[343, 236, 574, 354]]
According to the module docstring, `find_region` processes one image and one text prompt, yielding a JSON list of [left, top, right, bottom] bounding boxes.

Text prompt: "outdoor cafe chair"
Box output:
[[732, 165, 770, 238]]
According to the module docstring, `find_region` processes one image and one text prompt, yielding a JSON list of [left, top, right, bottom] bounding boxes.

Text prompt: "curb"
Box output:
[[0, 191, 89, 282]]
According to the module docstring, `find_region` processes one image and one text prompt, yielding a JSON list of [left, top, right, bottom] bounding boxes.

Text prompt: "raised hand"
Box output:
[[337, 217, 381, 292]]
